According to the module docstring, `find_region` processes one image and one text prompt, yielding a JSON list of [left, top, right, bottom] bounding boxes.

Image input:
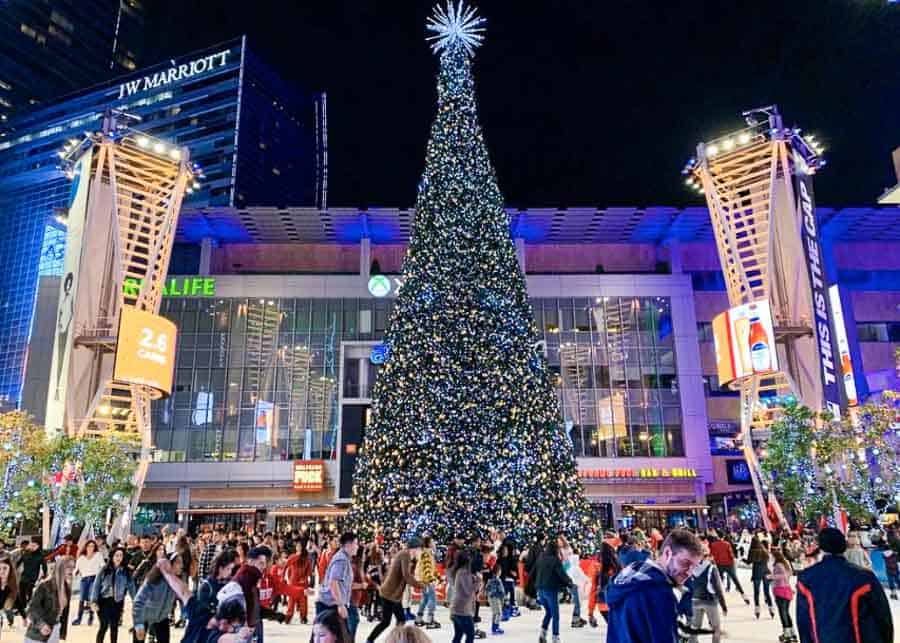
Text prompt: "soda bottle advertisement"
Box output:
[[713, 299, 779, 385]]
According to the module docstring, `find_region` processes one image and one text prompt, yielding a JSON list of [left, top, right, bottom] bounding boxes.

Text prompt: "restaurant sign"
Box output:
[[579, 467, 698, 480], [293, 460, 326, 492]]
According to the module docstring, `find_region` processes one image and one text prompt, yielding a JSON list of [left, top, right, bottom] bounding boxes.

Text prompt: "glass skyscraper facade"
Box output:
[[0, 0, 146, 121], [149, 294, 682, 464], [0, 37, 326, 408]]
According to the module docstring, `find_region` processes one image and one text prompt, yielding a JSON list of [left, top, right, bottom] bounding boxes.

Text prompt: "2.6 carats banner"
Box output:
[[113, 306, 177, 396]]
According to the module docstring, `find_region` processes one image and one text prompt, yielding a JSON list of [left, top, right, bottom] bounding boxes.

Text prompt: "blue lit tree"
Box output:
[[347, 2, 593, 546]]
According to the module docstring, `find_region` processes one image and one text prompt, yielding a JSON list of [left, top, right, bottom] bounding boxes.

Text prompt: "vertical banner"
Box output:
[[44, 150, 93, 434], [794, 159, 843, 417]]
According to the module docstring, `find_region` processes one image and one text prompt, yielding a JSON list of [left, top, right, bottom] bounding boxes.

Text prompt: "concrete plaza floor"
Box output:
[[2, 567, 898, 643]]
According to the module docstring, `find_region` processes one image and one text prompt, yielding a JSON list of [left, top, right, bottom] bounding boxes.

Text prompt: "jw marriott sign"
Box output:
[[118, 50, 230, 99]]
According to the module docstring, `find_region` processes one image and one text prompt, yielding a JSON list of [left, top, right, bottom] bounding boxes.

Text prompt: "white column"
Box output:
[[199, 237, 214, 275], [515, 237, 526, 273], [360, 238, 371, 280], [177, 486, 191, 529]]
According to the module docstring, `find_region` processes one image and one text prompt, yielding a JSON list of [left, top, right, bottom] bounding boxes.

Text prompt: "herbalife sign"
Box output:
[[118, 50, 230, 99], [124, 277, 216, 297]]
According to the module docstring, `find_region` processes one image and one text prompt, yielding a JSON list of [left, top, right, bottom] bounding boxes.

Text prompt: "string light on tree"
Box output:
[[347, 1, 593, 546]]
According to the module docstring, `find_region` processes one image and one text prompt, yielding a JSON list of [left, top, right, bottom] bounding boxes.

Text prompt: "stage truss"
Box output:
[[56, 111, 195, 521], [685, 106, 827, 530]]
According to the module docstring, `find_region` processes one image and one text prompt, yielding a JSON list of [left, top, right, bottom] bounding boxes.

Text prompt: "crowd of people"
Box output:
[[0, 521, 896, 643]]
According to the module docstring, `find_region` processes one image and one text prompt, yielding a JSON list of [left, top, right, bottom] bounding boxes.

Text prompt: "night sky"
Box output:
[[147, 1, 900, 208]]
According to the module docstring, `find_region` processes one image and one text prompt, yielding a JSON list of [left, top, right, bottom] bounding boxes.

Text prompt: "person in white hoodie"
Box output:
[[72, 540, 104, 626], [557, 536, 588, 629]]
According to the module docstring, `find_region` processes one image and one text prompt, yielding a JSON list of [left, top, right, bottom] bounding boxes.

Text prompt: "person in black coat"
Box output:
[[523, 534, 546, 602], [796, 528, 893, 643], [533, 541, 573, 643]]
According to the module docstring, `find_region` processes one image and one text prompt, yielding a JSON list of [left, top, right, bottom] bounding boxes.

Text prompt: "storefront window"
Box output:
[[153, 295, 683, 462]]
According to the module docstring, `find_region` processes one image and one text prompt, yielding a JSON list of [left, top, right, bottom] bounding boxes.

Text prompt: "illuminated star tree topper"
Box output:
[[426, 0, 486, 57]]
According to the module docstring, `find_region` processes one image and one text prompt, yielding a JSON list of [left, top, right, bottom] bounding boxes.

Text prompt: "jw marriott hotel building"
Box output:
[[0, 37, 327, 410]]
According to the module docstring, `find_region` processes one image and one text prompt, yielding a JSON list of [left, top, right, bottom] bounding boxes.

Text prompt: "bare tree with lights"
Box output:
[[346, 1, 594, 546]]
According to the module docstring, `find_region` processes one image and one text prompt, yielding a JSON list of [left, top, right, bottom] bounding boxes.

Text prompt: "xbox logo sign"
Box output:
[[368, 274, 392, 297]]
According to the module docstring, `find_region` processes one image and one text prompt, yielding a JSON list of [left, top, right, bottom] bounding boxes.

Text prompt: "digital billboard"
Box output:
[[713, 299, 778, 386], [113, 306, 177, 396]]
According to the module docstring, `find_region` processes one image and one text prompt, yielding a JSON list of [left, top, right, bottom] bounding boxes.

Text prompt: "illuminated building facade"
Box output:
[[0, 38, 326, 408]]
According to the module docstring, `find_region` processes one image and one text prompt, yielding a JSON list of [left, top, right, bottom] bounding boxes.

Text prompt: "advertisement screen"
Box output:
[[828, 285, 858, 407], [726, 459, 753, 485], [713, 299, 779, 385], [113, 306, 177, 395]]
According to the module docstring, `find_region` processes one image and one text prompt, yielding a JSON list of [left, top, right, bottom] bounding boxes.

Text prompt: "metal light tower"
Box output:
[[45, 110, 197, 522], [684, 106, 831, 530]]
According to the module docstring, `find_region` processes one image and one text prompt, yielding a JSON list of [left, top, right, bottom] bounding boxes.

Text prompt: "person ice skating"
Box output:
[[796, 528, 893, 643], [364, 544, 385, 622], [285, 540, 313, 624], [72, 540, 104, 626], [708, 531, 749, 605], [449, 549, 480, 643], [24, 556, 73, 643], [605, 528, 704, 643], [745, 536, 774, 619], [688, 544, 727, 643], [367, 538, 423, 643], [182, 549, 239, 643], [495, 543, 519, 618], [844, 532, 871, 569], [17, 538, 48, 621], [311, 607, 353, 643], [587, 541, 619, 628], [484, 563, 505, 635], [534, 540, 573, 643], [769, 548, 797, 643], [133, 553, 192, 643], [316, 532, 358, 636], [883, 549, 899, 600], [90, 547, 135, 643], [557, 536, 586, 629], [0, 553, 18, 629], [414, 536, 440, 629]]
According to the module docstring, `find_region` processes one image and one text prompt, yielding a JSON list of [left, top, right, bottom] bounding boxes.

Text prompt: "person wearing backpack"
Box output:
[[688, 545, 727, 643]]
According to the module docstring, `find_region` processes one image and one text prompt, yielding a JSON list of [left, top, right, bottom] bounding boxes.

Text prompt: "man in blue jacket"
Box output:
[[796, 527, 893, 643], [606, 529, 704, 643]]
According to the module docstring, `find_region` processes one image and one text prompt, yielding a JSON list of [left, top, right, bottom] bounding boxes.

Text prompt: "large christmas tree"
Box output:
[[347, 1, 593, 546]]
